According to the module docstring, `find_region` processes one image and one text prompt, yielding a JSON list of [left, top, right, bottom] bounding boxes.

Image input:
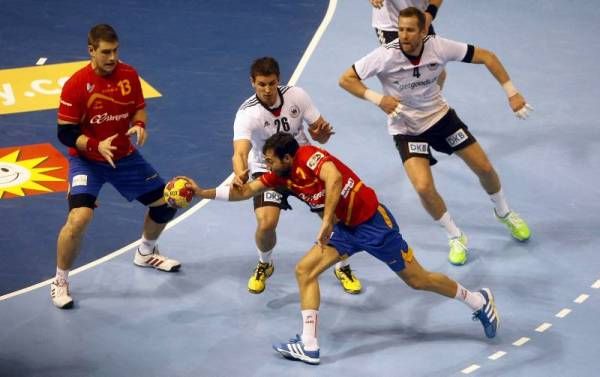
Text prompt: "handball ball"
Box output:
[[164, 178, 194, 208]]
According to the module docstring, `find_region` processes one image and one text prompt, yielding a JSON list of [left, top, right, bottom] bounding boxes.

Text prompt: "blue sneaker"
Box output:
[[472, 288, 499, 338], [273, 335, 320, 365]]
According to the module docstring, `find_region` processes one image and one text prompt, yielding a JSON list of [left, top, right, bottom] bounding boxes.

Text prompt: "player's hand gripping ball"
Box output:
[[164, 178, 194, 208]]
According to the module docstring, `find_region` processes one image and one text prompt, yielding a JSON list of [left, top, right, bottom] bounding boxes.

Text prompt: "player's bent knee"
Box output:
[[148, 204, 177, 224], [66, 207, 94, 232]]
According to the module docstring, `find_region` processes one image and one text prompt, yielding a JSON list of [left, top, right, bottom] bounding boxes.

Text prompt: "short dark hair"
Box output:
[[399, 7, 426, 31], [250, 57, 280, 80], [88, 24, 119, 49], [262, 132, 299, 159]]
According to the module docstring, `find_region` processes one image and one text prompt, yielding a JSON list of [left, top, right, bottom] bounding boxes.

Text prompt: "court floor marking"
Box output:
[[0, 0, 338, 303], [460, 278, 599, 374]]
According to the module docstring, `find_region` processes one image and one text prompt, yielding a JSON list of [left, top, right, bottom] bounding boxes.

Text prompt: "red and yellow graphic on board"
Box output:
[[0, 143, 68, 199], [0, 61, 161, 115]]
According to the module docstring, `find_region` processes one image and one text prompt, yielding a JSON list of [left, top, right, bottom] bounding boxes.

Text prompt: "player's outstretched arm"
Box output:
[[470, 47, 533, 119], [180, 176, 267, 202], [232, 140, 252, 187], [339, 67, 401, 118], [308, 116, 335, 144]]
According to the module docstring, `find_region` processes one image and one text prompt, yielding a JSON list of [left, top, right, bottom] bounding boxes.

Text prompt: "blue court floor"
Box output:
[[1, 1, 600, 376]]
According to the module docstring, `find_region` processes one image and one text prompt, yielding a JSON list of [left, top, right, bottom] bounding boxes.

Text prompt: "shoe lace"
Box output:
[[506, 212, 525, 228], [254, 262, 270, 280], [339, 265, 355, 282]]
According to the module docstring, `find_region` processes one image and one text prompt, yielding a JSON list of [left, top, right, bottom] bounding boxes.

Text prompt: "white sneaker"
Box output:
[[134, 248, 181, 272], [50, 280, 73, 309]]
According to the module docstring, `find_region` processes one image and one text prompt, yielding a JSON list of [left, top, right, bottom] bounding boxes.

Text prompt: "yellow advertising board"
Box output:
[[0, 61, 161, 115]]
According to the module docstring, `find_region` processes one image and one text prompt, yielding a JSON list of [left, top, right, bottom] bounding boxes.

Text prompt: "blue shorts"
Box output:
[[68, 151, 165, 202], [329, 204, 412, 272]]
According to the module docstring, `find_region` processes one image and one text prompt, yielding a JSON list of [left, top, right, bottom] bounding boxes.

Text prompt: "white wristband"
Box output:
[[502, 80, 518, 98], [364, 89, 383, 106], [214, 185, 230, 201]]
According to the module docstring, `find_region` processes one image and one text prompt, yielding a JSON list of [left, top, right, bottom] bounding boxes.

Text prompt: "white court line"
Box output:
[[574, 294, 589, 304], [488, 351, 507, 360], [36, 57, 47, 65], [461, 364, 480, 374], [0, 0, 339, 303], [592, 280, 600, 289], [535, 323, 552, 333], [555, 308, 571, 318], [512, 337, 530, 347]]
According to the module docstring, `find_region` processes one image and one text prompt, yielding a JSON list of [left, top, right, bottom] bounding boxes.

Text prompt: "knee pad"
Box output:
[[148, 204, 176, 224]]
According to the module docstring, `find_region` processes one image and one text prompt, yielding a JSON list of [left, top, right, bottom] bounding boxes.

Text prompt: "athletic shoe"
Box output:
[[247, 261, 274, 294], [134, 248, 181, 272], [473, 288, 499, 338], [273, 334, 320, 365], [495, 210, 531, 241], [334, 265, 362, 294], [448, 233, 468, 265], [50, 280, 73, 309]]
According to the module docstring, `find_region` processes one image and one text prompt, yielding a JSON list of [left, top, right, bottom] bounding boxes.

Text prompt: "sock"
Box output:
[[301, 309, 319, 351], [335, 258, 349, 270], [490, 189, 510, 218], [139, 235, 157, 255], [454, 283, 485, 311], [55, 267, 69, 286], [437, 212, 462, 239], [257, 246, 273, 264]]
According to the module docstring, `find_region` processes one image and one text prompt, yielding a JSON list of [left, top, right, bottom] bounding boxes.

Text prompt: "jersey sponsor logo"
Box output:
[[72, 174, 88, 187], [289, 105, 300, 118], [396, 77, 437, 91], [263, 190, 282, 204], [340, 177, 355, 199], [306, 151, 325, 170], [446, 129, 468, 147], [89, 112, 130, 124], [297, 189, 325, 207], [408, 142, 429, 154]]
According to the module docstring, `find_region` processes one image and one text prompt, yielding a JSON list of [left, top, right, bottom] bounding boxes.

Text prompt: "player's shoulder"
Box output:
[[383, 38, 401, 51], [297, 145, 328, 165], [238, 93, 261, 112], [61, 64, 92, 93], [115, 61, 139, 75]]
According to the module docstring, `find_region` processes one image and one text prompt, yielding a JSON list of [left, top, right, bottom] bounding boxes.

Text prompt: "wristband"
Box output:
[[502, 81, 518, 98], [86, 138, 99, 152], [425, 4, 438, 20], [364, 89, 383, 106], [214, 185, 230, 201], [133, 120, 146, 129]]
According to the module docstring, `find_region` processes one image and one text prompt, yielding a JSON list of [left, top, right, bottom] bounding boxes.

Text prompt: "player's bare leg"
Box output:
[[247, 205, 280, 293], [456, 143, 531, 241], [403, 157, 467, 264], [273, 244, 341, 364], [52, 207, 94, 309], [397, 252, 499, 338]]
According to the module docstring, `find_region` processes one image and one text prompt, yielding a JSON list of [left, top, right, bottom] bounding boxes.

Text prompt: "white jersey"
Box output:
[[372, 0, 428, 31], [233, 85, 320, 174], [354, 36, 473, 135]]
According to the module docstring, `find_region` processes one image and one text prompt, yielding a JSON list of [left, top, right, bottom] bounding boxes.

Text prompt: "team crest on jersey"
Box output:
[[289, 105, 300, 118], [306, 151, 325, 170], [86, 83, 94, 93], [427, 63, 439, 71]]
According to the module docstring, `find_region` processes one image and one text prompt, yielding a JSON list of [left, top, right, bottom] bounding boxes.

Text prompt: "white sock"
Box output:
[[139, 235, 157, 255], [55, 267, 69, 286], [437, 212, 462, 239], [257, 246, 273, 264], [454, 283, 485, 311], [301, 309, 319, 351], [335, 259, 349, 270], [490, 189, 510, 218]]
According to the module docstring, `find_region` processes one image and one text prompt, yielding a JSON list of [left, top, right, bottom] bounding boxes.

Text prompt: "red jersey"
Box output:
[[57, 62, 145, 162], [260, 146, 379, 227]]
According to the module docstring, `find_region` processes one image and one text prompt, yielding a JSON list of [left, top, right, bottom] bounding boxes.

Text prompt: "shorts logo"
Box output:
[[72, 174, 88, 187], [446, 129, 468, 148], [306, 151, 325, 170], [264, 190, 282, 204], [408, 142, 429, 154]]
